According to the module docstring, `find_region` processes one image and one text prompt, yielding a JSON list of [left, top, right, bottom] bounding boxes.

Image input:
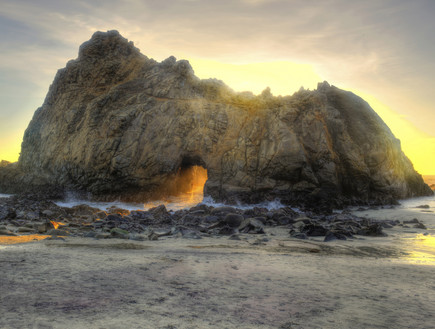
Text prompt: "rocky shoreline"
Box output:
[[1, 193, 429, 244]]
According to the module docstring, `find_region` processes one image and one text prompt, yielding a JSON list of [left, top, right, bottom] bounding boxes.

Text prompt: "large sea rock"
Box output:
[[0, 30, 432, 208]]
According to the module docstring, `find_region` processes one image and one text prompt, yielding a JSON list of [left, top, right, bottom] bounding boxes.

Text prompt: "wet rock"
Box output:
[[94, 211, 108, 220], [228, 234, 241, 240], [324, 231, 348, 242], [47, 228, 70, 236], [0, 206, 15, 220], [300, 223, 329, 237], [290, 231, 308, 240], [239, 218, 265, 234], [148, 231, 159, 241], [0, 229, 18, 236], [217, 225, 237, 235], [95, 232, 111, 239], [69, 204, 100, 216], [416, 204, 430, 209], [44, 236, 66, 241], [188, 210, 206, 216], [276, 216, 295, 225], [149, 205, 171, 223], [110, 227, 130, 239], [181, 230, 202, 239], [357, 223, 386, 237], [404, 218, 420, 224], [129, 234, 147, 241], [211, 207, 239, 216], [42, 209, 55, 217], [83, 231, 97, 238], [202, 215, 220, 223], [414, 222, 427, 229], [224, 213, 244, 228], [251, 237, 269, 245]]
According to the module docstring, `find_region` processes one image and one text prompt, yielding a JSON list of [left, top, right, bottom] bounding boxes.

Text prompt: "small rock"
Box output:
[[228, 234, 241, 240], [47, 228, 70, 236], [324, 231, 347, 242], [148, 230, 159, 240], [357, 223, 386, 237], [182, 231, 202, 239], [300, 223, 328, 236], [0, 229, 18, 236], [110, 227, 129, 239], [95, 233, 111, 239], [83, 231, 97, 238], [416, 205, 430, 209], [224, 213, 244, 228], [404, 218, 420, 224], [290, 231, 308, 240], [239, 218, 265, 234], [44, 236, 66, 241], [414, 222, 427, 229], [42, 209, 55, 217], [129, 234, 147, 241]]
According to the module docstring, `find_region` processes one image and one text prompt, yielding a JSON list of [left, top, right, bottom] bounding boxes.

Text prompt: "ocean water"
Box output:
[[54, 192, 287, 212], [398, 194, 435, 209]]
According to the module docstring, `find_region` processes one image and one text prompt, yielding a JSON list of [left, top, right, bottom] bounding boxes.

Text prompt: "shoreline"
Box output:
[[1, 228, 434, 329], [1, 194, 434, 328]]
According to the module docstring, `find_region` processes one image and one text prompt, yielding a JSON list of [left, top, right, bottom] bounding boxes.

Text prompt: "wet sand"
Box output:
[[1, 220, 435, 329]]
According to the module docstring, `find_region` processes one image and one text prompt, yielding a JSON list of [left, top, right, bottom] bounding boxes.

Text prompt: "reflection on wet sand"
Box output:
[[0, 234, 48, 245], [402, 234, 435, 265]]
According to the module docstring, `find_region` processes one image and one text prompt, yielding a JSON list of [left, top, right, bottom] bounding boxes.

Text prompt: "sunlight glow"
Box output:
[[191, 59, 434, 175], [403, 234, 435, 265], [143, 165, 208, 209], [1, 59, 432, 175], [189, 59, 322, 95], [348, 90, 435, 175], [0, 234, 48, 245]]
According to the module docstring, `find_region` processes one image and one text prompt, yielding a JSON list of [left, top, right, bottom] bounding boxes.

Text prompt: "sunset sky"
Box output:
[[0, 0, 434, 174]]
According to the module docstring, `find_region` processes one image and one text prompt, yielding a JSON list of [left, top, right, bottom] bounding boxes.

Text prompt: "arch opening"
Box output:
[[145, 156, 208, 208]]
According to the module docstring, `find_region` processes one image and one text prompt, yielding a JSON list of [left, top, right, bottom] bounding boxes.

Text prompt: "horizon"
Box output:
[[1, 0, 434, 175]]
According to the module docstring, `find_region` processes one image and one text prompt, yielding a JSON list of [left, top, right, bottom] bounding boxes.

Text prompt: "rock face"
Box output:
[[0, 30, 432, 208]]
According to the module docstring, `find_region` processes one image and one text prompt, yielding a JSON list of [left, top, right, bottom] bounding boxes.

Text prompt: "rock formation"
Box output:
[[0, 30, 432, 208]]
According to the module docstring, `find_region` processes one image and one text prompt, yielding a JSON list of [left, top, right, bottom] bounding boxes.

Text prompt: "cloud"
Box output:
[[0, 0, 434, 161]]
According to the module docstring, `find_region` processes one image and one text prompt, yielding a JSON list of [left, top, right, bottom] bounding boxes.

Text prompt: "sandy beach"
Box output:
[[1, 200, 435, 329]]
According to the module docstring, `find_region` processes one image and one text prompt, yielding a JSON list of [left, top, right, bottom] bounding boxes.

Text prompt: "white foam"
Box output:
[[399, 195, 435, 209], [53, 193, 290, 212]]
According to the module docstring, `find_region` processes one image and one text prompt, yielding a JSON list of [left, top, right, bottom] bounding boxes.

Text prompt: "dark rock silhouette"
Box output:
[[0, 30, 432, 208]]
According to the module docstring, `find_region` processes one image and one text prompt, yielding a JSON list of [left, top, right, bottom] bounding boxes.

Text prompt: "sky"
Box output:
[[0, 0, 434, 174]]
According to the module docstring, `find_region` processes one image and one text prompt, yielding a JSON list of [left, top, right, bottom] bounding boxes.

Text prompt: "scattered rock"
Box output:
[[224, 213, 244, 228], [324, 231, 348, 242], [357, 223, 386, 237], [0, 229, 18, 236], [110, 227, 130, 239], [414, 222, 427, 230]]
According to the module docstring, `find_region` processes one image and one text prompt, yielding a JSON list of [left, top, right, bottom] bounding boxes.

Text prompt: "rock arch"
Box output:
[[0, 30, 432, 209]]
